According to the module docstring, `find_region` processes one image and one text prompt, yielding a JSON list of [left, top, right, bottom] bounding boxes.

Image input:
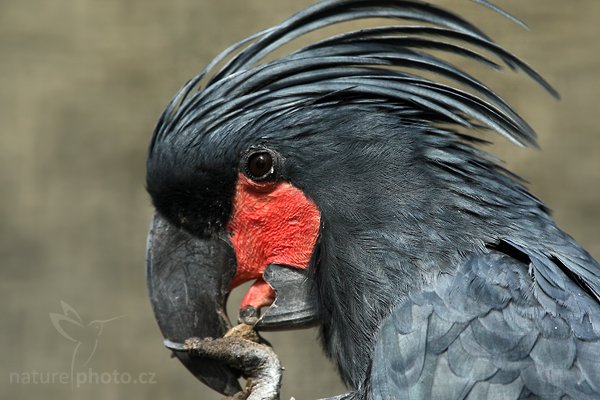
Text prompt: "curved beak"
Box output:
[[146, 213, 321, 395], [145, 213, 241, 395], [254, 264, 320, 331]]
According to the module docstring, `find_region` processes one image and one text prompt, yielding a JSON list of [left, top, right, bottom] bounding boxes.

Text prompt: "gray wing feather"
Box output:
[[370, 251, 600, 400]]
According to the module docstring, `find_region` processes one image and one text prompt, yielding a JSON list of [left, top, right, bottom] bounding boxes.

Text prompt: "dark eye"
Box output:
[[246, 151, 274, 180], [240, 147, 283, 182]]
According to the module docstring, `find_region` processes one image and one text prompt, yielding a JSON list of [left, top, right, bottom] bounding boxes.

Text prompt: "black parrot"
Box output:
[[145, 1, 600, 399]]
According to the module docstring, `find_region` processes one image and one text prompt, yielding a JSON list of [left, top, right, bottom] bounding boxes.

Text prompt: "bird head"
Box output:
[[145, 0, 557, 394], [87, 316, 123, 337]]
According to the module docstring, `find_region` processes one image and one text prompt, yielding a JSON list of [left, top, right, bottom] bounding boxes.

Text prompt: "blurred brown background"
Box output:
[[1, 1, 598, 399]]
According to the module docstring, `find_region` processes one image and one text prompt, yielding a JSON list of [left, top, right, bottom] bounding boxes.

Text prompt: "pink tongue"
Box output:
[[240, 279, 276, 310]]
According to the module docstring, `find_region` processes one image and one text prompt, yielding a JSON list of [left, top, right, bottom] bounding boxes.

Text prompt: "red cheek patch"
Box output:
[[227, 173, 320, 309]]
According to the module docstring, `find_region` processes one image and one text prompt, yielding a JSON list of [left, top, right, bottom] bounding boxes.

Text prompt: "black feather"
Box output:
[[371, 251, 600, 400], [146, 1, 600, 396], [150, 0, 558, 156]]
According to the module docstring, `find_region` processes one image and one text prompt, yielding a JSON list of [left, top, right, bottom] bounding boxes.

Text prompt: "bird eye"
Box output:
[[243, 148, 281, 182], [247, 152, 273, 179]]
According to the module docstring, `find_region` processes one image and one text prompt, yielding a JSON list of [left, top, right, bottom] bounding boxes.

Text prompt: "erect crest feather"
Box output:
[[149, 0, 558, 153]]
